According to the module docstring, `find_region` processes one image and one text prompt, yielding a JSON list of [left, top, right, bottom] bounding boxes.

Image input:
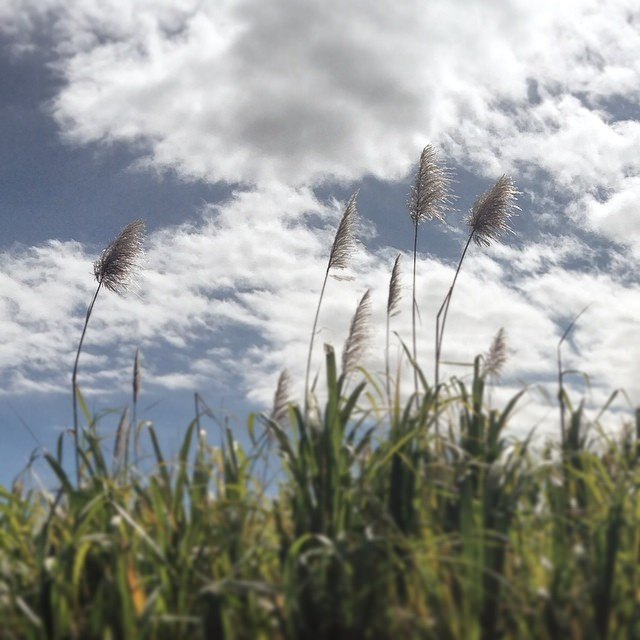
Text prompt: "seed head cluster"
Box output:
[[484, 327, 508, 379], [467, 175, 518, 247], [328, 192, 358, 271], [342, 289, 372, 374], [408, 145, 452, 224], [93, 219, 145, 294]]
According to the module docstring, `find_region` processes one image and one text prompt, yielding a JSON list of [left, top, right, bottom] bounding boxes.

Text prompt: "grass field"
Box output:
[[1, 150, 638, 639]]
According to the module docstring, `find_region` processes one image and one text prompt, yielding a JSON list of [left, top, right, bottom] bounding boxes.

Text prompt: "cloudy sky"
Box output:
[[1, 0, 639, 485]]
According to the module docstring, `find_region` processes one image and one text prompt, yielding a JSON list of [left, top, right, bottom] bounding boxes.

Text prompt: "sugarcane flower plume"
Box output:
[[387, 254, 402, 317], [342, 289, 372, 374], [93, 219, 145, 294], [484, 327, 508, 379], [467, 175, 518, 247], [270, 369, 291, 424], [407, 144, 452, 224], [328, 192, 358, 271]]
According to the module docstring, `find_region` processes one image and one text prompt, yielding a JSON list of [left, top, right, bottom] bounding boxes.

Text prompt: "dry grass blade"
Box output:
[[94, 219, 145, 294], [467, 175, 518, 246], [407, 145, 452, 224], [342, 289, 372, 374], [113, 406, 129, 463], [270, 369, 291, 424], [484, 327, 508, 379], [328, 192, 358, 271], [387, 254, 402, 317], [133, 348, 141, 404]]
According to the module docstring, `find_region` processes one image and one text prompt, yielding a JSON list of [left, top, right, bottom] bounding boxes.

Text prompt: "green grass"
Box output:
[[2, 349, 639, 639], [2, 158, 639, 638]]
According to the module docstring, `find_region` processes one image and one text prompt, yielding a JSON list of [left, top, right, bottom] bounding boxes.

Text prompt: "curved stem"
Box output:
[[72, 280, 102, 486], [434, 232, 474, 432], [385, 311, 391, 407], [411, 222, 419, 409], [304, 266, 330, 418]]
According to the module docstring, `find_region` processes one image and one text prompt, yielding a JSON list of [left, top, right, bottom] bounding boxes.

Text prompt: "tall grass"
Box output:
[[72, 220, 145, 484], [407, 146, 451, 405], [434, 175, 518, 412], [2, 157, 639, 639]]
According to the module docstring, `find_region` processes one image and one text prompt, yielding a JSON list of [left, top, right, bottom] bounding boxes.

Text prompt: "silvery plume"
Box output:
[[467, 175, 518, 247], [93, 219, 145, 294]]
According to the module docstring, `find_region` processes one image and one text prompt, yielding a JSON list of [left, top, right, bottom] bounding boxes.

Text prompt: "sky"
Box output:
[[1, 0, 639, 486]]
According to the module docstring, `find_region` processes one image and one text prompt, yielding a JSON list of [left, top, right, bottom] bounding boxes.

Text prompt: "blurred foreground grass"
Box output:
[[1, 348, 639, 640]]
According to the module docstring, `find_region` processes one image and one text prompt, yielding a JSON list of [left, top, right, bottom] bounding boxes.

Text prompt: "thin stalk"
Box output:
[[557, 333, 566, 447], [557, 305, 591, 447], [130, 348, 140, 469], [434, 232, 473, 431], [304, 266, 330, 416], [435, 234, 473, 386], [433, 174, 517, 430], [71, 280, 102, 486], [304, 194, 357, 417], [386, 254, 402, 406], [411, 222, 419, 409], [385, 314, 392, 404], [406, 146, 452, 409]]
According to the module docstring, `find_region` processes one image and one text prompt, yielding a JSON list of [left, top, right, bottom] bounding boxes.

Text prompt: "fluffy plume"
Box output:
[[342, 289, 372, 374], [387, 254, 402, 317], [328, 192, 358, 271], [484, 327, 508, 379], [407, 145, 452, 224], [467, 175, 518, 247], [270, 369, 291, 424], [94, 219, 145, 294]]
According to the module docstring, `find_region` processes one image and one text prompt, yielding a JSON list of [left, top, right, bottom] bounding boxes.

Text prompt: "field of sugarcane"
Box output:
[[1, 147, 639, 639]]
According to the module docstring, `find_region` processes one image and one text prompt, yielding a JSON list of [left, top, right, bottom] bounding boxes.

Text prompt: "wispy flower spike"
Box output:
[[328, 192, 358, 271], [270, 369, 291, 424], [342, 289, 372, 374], [304, 192, 359, 414], [408, 145, 452, 224], [484, 327, 508, 379], [467, 175, 518, 247], [94, 219, 145, 294], [407, 145, 451, 408], [73, 219, 145, 485], [387, 254, 402, 317]]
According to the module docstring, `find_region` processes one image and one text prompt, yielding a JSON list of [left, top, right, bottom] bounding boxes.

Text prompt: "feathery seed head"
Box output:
[[328, 192, 358, 271], [94, 219, 145, 294], [342, 289, 372, 373], [467, 175, 518, 247], [408, 145, 452, 225], [270, 369, 291, 424], [387, 254, 402, 317], [484, 327, 508, 379]]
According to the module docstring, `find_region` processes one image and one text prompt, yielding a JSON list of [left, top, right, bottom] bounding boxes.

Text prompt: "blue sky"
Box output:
[[1, 0, 639, 486]]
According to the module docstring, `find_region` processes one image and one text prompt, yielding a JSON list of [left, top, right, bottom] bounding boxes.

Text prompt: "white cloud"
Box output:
[[1, 0, 639, 441], [2, 0, 636, 192]]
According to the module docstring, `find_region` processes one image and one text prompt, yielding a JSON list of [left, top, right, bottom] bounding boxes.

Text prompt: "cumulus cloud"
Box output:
[[1, 0, 639, 443], [2, 0, 637, 250], [1, 0, 635, 191]]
